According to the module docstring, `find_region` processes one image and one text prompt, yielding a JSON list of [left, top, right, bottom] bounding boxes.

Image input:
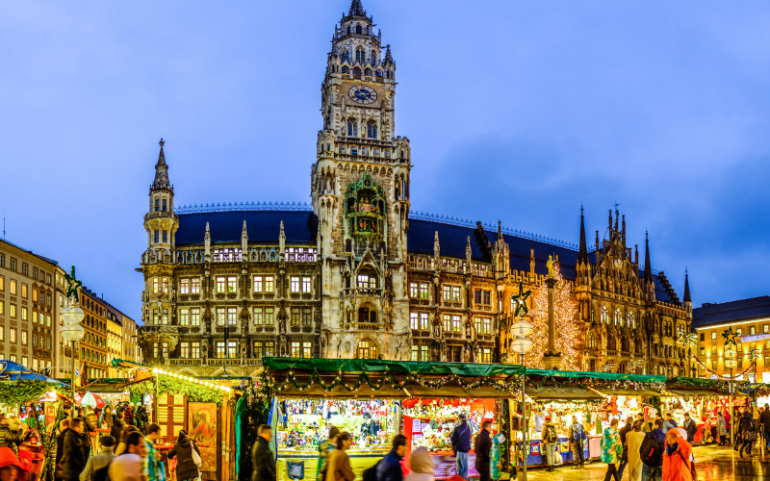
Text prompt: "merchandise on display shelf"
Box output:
[[278, 398, 398, 453], [402, 398, 496, 453]]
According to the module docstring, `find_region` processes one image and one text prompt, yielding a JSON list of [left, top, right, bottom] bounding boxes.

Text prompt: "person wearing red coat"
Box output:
[[662, 431, 693, 481]]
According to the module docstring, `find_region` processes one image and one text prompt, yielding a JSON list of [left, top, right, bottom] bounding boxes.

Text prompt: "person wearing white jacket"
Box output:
[[405, 447, 435, 481]]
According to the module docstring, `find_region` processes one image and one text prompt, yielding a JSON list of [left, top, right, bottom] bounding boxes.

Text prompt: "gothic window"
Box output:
[[629, 311, 635, 329], [341, 66, 349, 75], [347, 119, 358, 137], [364, 68, 372, 77], [616, 308, 623, 326], [376, 69, 383, 78], [356, 48, 365, 64], [367, 121, 377, 139], [347, 25, 351, 34], [371, 49, 376, 64], [353, 67, 362, 78], [589, 332, 595, 348], [357, 339, 378, 359], [601, 305, 609, 324], [356, 24, 362, 34], [387, 70, 392, 79]]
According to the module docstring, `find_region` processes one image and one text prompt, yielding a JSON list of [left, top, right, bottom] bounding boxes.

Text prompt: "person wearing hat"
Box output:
[[541, 415, 559, 472], [450, 413, 472, 479], [79, 436, 116, 481]]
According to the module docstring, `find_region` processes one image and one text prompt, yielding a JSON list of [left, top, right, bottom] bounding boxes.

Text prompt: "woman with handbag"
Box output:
[[168, 429, 202, 481]]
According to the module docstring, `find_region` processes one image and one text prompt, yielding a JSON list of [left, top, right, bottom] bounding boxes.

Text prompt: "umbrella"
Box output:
[[76, 392, 107, 409]]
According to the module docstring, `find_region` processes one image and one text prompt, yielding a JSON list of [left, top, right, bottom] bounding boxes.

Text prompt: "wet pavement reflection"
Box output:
[[524, 445, 768, 481]]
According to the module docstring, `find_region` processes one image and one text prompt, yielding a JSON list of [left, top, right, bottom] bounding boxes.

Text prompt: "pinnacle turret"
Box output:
[[151, 138, 172, 192], [578, 206, 589, 265], [348, 0, 366, 17], [683, 269, 691, 304], [643, 231, 653, 283], [383, 44, 394, 66]]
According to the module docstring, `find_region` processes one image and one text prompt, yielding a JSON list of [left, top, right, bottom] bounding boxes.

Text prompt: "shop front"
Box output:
[[261, 357, 523, 481]]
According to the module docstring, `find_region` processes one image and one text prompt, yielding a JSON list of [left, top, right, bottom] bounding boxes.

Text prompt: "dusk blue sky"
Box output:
[[2, 1, 769, 322]]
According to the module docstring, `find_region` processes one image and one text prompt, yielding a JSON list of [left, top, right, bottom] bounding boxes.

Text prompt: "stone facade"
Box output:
[[137, 0, 692, 377]]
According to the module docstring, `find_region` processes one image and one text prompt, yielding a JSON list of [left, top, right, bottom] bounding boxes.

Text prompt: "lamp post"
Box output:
[[60, 266, 85, 418], [511, 315, 533, 481], [724, 345, 737, 446]]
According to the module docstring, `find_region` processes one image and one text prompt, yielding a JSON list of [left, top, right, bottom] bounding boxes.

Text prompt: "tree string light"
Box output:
[[525, 266, 581, 370]]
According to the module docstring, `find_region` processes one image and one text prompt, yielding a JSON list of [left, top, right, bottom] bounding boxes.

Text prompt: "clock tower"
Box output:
[[312, 0, 412, 360]]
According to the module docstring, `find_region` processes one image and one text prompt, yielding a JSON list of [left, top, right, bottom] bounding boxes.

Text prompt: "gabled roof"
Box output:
[[692, 296, 770, 329], [176, 211, 318, 246]]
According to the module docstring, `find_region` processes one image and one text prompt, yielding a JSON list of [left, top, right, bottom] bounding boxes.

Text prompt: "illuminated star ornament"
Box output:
[[511, 282, 531, 318], [64, 265, 83, 303], [721, 327, 738, 348]]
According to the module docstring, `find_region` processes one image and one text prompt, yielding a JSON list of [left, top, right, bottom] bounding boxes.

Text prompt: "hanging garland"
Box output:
[[687, 351, 755, 385], [127, 375, 226, 406], [261, 368, 524, 395]]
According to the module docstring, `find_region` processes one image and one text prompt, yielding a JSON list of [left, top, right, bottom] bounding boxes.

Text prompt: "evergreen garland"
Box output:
[[0, 380, 68, 406], [127, 374, 225, 406]]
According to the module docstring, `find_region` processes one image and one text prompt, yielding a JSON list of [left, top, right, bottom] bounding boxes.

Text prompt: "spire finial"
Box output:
[[578, 206, 589, 265], [643, 232, 653, 282], [683, 268, 692, 304], [159, 138, 165, 148], [151, 138, 172, 191]]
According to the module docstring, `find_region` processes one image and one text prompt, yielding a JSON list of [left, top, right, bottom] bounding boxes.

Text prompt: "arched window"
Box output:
[[589, 332, 595, 348], [357, 339, 378, 359], [353, 67, 361, 78], [376, 69, 383, 78], [367, 121, 377, 139], [364, 68, 372, 77], [371, 50, 376, 65], [616, 308, 623, 326], [601, 305, 609, 324], [341, 66, 349, 75], [341, 49, 350, 63], [356, 24, 362, 34], [629, 311, 635, 329], [356, 48, 365, 64], [387, 70, 392, 79], [347, 120, 358, 137], [347, 25, 351, 34]]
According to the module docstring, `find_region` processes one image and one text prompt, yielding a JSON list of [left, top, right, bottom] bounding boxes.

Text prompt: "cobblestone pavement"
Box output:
[[521, 445, 769, 481]]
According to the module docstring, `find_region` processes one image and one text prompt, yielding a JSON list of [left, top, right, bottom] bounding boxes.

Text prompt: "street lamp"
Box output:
[[724, 344, 737, 446], [511, 316, 533, 481], [60, 266, 85, 417]]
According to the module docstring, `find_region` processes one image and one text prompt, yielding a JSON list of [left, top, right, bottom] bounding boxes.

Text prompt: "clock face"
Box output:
[[349, 85, 377, 104]]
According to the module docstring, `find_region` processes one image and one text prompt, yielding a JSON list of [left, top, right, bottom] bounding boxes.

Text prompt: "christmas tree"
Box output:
[[524, 266, 581, 370]]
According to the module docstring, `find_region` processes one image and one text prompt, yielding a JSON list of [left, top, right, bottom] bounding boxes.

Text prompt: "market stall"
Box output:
[[261, 357, 523, 481], [0, 360, 67, 481], [514, 369, 666, 467], [111, 359, 242, 481]]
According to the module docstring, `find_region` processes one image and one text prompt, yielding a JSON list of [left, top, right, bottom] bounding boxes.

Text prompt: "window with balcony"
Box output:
[[191, 342, 200, 358], [216, 342, 226, 358], [161, 309, 169, 325], [357, 275, 377, 289], [181, 342, 190, 358]]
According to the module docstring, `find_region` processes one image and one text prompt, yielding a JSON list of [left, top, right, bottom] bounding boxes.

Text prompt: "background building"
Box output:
[[692, 296, 770, 382], [137, 0, 693, 377], [0, 239, 56, 371]]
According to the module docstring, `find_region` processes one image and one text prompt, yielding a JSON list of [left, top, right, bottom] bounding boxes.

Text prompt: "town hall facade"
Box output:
[[138, 0, 693, 378]]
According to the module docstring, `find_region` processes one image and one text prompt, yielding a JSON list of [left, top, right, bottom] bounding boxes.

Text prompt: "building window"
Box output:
[[216, 277, 226, 293], [21, 284, 27, 299], [32, 289, 38, 303], [367, 121, 377, 139], [290, 342, 301, 358], [357, 275, 376, 289], [410, 312, 419, 330], [191, 342, 200, 358], [152, 278, 159, 294], [475, 317, 492, 335], [765, 324, 769, 334], [265, 307, 275, 326], [0, 302, 3, 315], [227, 307, 237, 326], [751, 326, 757, 335], [10, 259, 16, 271], [481, 348, 492, 363], [10, 329, 17, 343], [0, 276, 3, 291], [9, 304, 16, 318], [420, 313, 429, 330], [409, 283, 418, 298], [180, 279, 189, 294], [21, 357, 28, 368], [264, 276, 274, 292], [419, 283, 429, 300], [358, 340, 378, 359], [216, 342, 226, 358], [162, 230, 168, 243], [700, 333, 704, 342], [162, 278, 169, 294], [162, 199, 167, 211], [291, 308, 300, 326], [227, 341, 237, 358], [302, 277, 311, 293], [191, 278, 200, 294], [32, 334, 37, 347], [303, 308, 312, 327], [216, 308, 226, 326], [253, 276, 263, 292], [154, 230, 159, 243], [347, 119, 358, 137], [180, 309, 189, 326], [291, 277, 300, 293], [254, 307, 263, 325], [474, 290, 482, 304], [21, 264, 27, 276], [711, 331, 717, 340], [190, 308, 200, 326], [0, 255, 3, 267], [10, 280, 17, 295], [21, 307, 27, 321], [483, 291, 491, 305], [180, 342, 190, 358]]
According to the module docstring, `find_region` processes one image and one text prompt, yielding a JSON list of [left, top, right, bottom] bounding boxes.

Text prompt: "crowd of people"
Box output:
[[0, 404, 201, 481]]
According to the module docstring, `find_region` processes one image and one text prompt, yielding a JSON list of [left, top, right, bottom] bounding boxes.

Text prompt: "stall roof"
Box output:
[[262, 357, 525, 377], [0, 360, 62, 384]]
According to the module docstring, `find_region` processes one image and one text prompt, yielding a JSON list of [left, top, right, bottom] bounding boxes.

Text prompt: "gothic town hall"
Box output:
[[138, 1, 692, 378]]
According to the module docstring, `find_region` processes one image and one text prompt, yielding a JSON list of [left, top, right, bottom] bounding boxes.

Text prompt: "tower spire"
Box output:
[[348, 0, 366, 16], [643, 231, 653, 283], [383, 44, 394, 65], [151, 138, 172, 191], [578, 205, 589, 265], [683, 269, 691, 303]]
